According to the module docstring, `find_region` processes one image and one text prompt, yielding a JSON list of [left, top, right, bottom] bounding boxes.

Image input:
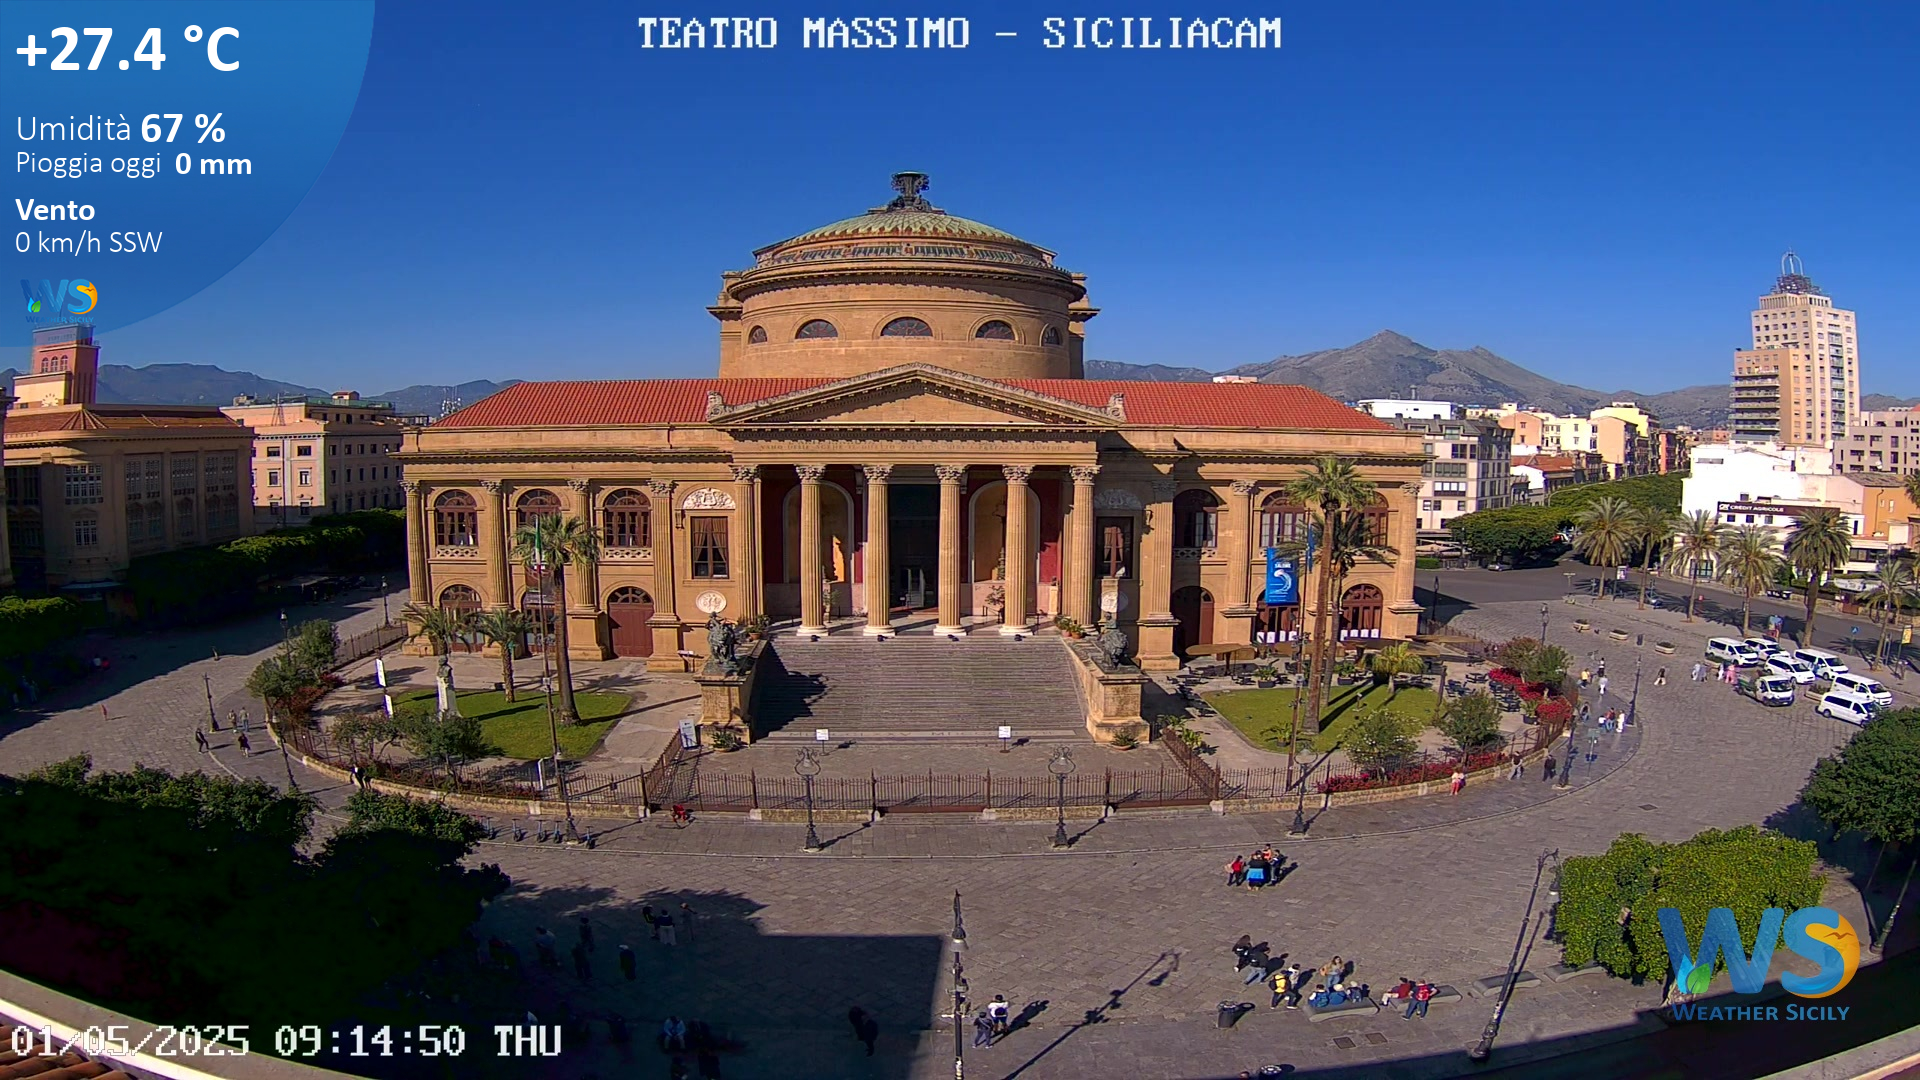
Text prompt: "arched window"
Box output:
[[1174, 489, 1222, 549], [439, 583, 481, 613], [1259, 494, 1309, 550], [747, 325, 768, 344], [1254, 600, 1300, 644], [975, 320, 1016, 340], [1339, 583, 1384, 639], [1041, 326, 1063, 346], [602, 488, 651, 548], [881, 317, 933, 338], [796, 319, 838, 340], [515, 488, 561, 529], [607, 586, 652, 605], [433, 490, 478, 547]]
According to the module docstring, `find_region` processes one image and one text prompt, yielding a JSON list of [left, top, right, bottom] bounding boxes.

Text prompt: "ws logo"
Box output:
[[1658, 906, 1860, 1000], [21, 279, 97, 318]]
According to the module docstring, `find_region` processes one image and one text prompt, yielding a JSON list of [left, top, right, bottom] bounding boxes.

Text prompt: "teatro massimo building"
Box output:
[[399, 174, 1425, 674]]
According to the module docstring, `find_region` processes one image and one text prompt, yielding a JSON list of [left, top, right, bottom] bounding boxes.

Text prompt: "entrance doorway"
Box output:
[[1172, 585, 1215, 660], [607, 586, 654, 657], [888, 484, 939, 610]]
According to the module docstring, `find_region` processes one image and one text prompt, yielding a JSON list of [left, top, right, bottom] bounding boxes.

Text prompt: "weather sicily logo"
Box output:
[[21, 279, 97, 322], [1659, 906, 1861, 1021]]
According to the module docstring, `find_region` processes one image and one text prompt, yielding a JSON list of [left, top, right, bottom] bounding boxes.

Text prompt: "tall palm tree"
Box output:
[[404, 601, 472, 659], [1717, 525, 1784, 636], [1785, 508, 1855, 648], [1664, 511, 1729, 622], [1280, 456, 1379, 733], [1633, 505, 1681, 609], [1278, 506, 1397, 726], [1904, 473, 1920, 514], [1572, 497, 1637, 600], [472, 608, 534, 703], [511, 514, 601, 723], [1859, 557, 1917, 665]]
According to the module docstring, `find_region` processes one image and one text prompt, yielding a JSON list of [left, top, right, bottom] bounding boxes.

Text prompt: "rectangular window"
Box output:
[[73, 516, 99, 548], [296, 444, 313, 457], [63, 463, 103, 505], [1258, 506, 1307, 549], [1097, 516, 1134, 578], [298, 470, 312, 486], [267, 470, 281, 487], [690, 515, 730, 578], [265, 445, 282, 458], [205, 451, 238, 531]]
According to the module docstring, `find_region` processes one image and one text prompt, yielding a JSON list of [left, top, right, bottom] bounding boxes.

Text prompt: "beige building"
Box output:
[[223, 392, 416, 527], [398, 173, 1427, 675], [1486, 403, 1655, 479], [1730, 253, 1860, 447], [1381, 414, 1515, 533], [1836, 408, 1920, 477], [5, 326, 254, 589]]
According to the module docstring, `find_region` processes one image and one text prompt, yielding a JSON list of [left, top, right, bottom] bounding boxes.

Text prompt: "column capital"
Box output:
[[400, 479, 422, 496], [1069, 465, 1101, 485], [1230, 480, 1260, 498], [647, 478, 677, 499], [935, 464, 968, 485], [566, 479, 592, 495], [1399, 480, 1424, 496], [480, 479, 506, 496], [1150, 478, 1179, 501], [729, 464, 760, 482], [862, 464, 895, 483], [1002, 464, 1033, 484], [796, 464, 827, 483]]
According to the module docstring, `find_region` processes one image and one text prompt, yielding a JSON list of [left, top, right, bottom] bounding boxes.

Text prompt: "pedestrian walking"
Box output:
[[534, 926, 558, 968], [848, 1006, 878, 1056], [195, 729, 209, 753], [1225, 854, 1246, 887], [1508, 754, 1523, 781], [1597, 675, 1609, 698], [642, 904, 659, 940], [987, 995, 1011, 1036], [571, 941, 591, 982], [1542, 755, 1556, 781], [237, 730, 251, 755], [578, 915, 595, 952], [1579, 667, 1591, 688], [1654, 666, 1667, 686], [1232, 935, 1254, 971], [100, 703, 109, 722], [619, 944, 637, 981], [657, 910, 678, 946], [848, 1006, 869, 1046], [679, 902, 697, 942], [1449, 769, 1466, 795], [972, 1010, 994, 1048], [1597, 660, 1606, 679]]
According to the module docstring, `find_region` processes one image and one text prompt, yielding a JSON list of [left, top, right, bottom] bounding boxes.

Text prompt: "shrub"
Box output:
[[708, 726, 744, 751], [1438, 692, 1505, 754], [1415, 555, 1442, 570], [0, 596, 88, 661], [1344, 706, 1420, 772]]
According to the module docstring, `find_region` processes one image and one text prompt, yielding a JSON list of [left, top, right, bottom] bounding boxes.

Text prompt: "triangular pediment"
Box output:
[[708, 364, 1121, 429]]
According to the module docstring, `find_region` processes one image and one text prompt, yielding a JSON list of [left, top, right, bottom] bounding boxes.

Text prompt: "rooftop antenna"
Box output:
[[1775, 249, 1821, 296]]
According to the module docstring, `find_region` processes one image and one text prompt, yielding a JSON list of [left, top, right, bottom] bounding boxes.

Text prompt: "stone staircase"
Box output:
[[752, 632, 1089, 743]]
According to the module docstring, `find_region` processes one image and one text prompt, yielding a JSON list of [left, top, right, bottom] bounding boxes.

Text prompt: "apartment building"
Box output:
[[223, 392, 421, 526], [1729, 253, 1861, 447], [1835, 408, 1920, 477], [1382, 413, 1515, 533], [1485, 402, 1657, 479]]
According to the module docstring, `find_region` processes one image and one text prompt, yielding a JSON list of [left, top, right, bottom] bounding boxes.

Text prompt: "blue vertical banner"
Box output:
[[1264, 549, 1298, 606]]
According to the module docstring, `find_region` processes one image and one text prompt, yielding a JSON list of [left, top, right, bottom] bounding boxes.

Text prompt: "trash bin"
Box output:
[[1216, 1001, 1253, 1029]]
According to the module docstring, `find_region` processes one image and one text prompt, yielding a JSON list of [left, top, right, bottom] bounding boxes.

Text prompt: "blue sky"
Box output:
[[12, 0, 1919, 395]]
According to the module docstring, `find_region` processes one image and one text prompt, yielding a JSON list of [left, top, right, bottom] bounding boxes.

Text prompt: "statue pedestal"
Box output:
[[693, 641, 764, 743], [1065, 641, 1150, 745]]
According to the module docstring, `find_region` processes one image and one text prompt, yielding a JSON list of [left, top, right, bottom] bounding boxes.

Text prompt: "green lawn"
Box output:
[[395, 688, 630, 760], [1207, 682, 1441, 754]]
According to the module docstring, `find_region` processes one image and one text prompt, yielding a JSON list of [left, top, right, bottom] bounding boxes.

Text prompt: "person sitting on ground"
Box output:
[[1382, 977, 1416, 1007], [660, 1015, 688, 1051], [1232, 935, 1254, 970]]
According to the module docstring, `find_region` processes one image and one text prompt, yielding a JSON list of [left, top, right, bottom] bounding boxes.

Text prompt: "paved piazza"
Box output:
[[2, 572, 1912, 1079]]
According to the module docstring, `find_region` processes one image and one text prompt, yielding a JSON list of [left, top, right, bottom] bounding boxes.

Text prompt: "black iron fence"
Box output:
[[337, 622, 406, 669]]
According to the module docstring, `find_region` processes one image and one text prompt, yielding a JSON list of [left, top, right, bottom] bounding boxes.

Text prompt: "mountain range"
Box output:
[[9, 332, 1913, 429]]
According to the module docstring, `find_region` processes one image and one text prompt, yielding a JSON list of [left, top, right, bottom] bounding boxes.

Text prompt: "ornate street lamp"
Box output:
[[380, 576, 390, 626], [542, 670, 578, 842], [1540, 602, 1550, 645], [951, 891, 968, 1080], [279, 609, 289, 647], [1471, 850, 1559, 1062], [1048, 747, 1076, 848], [795, 747, 823, 852]]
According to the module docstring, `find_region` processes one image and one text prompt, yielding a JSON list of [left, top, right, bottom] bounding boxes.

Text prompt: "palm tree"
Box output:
[[1905, 473, 1920, 514], [511, 514, 601, 723], [1664, 511, 1729, 622], [404, 601, 472, 659], [1786, 508, 1855, 648], [1859, 557, 1917, 665], [472, 608, 534, 703], [1633, 505, 1681, 609], [1280, 456, 1380, 733], [1370, 641, 1425, 699], [1572, 497, 1637, 600], [1717, 525, 1783, 636]]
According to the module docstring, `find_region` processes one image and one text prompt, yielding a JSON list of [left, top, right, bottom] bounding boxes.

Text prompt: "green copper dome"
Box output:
[[762, 172, 1046, 254]]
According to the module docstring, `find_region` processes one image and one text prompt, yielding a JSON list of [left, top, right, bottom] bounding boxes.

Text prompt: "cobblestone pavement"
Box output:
[[0, 590, 1906, 1080]]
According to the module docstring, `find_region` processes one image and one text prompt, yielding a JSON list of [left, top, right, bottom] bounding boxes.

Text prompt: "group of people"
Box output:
[[194, 708, 256, 755], [970, 994, 1017, 1047], [1232, 939, 1438, 1021], [1692, 660, 1741, 685], [1224, 844, 1286, 889], [527, 905, 696, 984]]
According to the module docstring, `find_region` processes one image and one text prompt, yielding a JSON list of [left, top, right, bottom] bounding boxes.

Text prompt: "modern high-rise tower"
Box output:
[[1729, 253, 1860, 447]]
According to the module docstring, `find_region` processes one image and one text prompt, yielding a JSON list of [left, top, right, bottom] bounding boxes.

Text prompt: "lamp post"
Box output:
[[1539, 602, 1550, 645], [951, 892, 968, 1080], [542, 668, 578, 842], [202, 673, 218, 732], [380, 576, 390, 626], [279, 609, 289, 647], [1048, 746, 1076, 848], [796, 747, 823, 851], [1470, 849, 1559, 1062], [1563, 570, 1575, 601], [1555, 724, 1575, 789]]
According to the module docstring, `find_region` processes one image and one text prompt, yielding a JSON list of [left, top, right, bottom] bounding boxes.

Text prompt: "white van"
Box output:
[[1830, 672, 1893, 708], [1814, 690, 1877, 727], [1766, 654, 1816, 685], [1743, 638, 1784, 660], [1706, 638, 1762, 667], [1793, 648, 1850, 682]]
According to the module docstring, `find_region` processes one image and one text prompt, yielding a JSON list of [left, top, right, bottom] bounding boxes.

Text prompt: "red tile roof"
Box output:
[[5, 406, 244, 436], [436, 377, 1389, 432]]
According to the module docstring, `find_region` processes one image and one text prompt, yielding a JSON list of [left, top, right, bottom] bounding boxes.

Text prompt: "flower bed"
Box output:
[[1316, 749, 1510, 793]]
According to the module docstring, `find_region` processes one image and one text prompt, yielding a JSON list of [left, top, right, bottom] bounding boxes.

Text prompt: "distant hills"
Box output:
[[1091, 329, 1741, 429], [1, 364, 518, 419]]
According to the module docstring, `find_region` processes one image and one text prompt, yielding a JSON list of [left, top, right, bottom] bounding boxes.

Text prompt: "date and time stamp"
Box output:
[[10, 1022, 561, 1063]]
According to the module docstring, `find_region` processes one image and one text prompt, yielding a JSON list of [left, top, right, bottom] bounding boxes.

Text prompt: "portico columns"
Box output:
[[402, 480, 429, 603], [1138, 478, 1180, 670], [796, 465, 828, 635], [565, 479, 609, 660], [934, 465, 967, 635], [1224, 480, 1258, 616], [480, 480, 510, 609], [731, 465, 761, 620], [1001, 465, 1033, 635], [1067, 465, 1099, 626], [646, 479, 682, 667], [863, 465, 894, 635]]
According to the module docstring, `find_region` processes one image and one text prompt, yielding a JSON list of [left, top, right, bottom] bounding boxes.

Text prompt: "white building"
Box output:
[[1356, 398, 1457, 421], [1680, 441, 1883, 578]]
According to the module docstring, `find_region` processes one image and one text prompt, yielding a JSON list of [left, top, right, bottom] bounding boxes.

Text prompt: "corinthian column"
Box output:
[[796, 465, 827, 634], [1137, 478, 1180, 669], [731, 465, 761, 620], [481, 480, 510, 609], [934, 464, 967, 635], [1001, 465, 1033, 635], [1067, 465, 1098, 625], [402, 480, 429, 603], [1224, 480, 1258, 615], [566, 479, 597, 612], [646, 479, 681, 666], [863, 465, 893, 635]]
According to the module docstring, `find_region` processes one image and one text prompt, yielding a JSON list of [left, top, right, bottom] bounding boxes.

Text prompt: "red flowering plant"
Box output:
[[1535, 698, 1574, 727]]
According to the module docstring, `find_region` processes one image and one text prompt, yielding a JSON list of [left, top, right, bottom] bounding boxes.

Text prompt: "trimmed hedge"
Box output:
[[125, 509, 404, 625], [0, 596, 87, 662], [1447, 473, 1687, 562]]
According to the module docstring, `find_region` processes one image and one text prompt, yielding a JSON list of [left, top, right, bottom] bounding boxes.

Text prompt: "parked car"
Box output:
[[1743, 638, 1784, 659], [1764, 587, 1795, 600], [1766, 654, 1817, 685], [1829, 672, 1893, 708], [1737, 673, 1797, 707], [1485, 561, 1509, 572], [1814, 690, 1878, 727]]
